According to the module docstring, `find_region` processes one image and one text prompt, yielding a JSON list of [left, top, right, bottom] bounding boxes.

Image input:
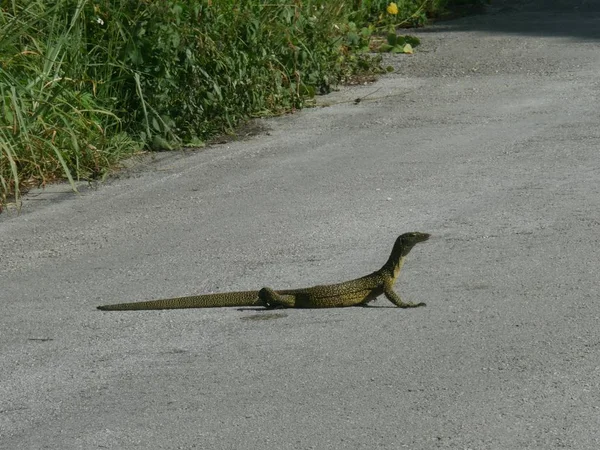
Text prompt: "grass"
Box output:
[[0, 0, 486, 210]]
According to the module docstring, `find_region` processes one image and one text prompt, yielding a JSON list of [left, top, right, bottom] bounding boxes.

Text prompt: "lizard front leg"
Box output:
[[258, 287, 296, 309], [383, 284, 426, 308]]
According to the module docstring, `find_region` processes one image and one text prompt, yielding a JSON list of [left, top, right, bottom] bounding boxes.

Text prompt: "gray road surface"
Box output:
[[2, 1, 600, 449]]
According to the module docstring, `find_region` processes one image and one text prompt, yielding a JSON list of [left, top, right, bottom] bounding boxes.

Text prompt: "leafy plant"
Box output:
[[1, 0, 371, 208], [377, 33, 421, 53], [0, 0, 485, 209]]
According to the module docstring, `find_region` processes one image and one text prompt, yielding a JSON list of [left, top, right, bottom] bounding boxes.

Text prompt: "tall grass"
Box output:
[[0, 0, 138, 208], [1, 0, 364, 208], [0, 0, 483, 209]]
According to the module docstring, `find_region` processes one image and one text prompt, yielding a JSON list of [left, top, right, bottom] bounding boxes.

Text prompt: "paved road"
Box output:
[[2, 1, 600, 448]]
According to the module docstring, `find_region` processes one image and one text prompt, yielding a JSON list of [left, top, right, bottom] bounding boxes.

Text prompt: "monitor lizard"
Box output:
[[97, 231, 430, 310]]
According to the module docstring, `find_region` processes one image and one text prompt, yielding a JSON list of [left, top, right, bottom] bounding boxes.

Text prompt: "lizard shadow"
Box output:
[[237, 304, 399, 312]]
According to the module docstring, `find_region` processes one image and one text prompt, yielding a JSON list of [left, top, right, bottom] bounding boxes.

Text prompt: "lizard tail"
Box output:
[[97, 290, 261, 311]]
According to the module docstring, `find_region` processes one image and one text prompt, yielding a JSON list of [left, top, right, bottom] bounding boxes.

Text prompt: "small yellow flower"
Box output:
[[387, 2, 399, 15]]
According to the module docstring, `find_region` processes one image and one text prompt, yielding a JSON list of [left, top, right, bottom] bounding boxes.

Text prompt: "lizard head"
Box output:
[[399, 231, 430, 245], [383, 232, 430, 274], [395, 232, 430, 256]]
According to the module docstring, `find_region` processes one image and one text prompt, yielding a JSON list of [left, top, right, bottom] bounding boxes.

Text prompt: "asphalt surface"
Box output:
[[2, 1, 600, 448]]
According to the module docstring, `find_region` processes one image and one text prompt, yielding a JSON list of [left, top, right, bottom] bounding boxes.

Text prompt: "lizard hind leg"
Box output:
[[258, 287, 296, 309]]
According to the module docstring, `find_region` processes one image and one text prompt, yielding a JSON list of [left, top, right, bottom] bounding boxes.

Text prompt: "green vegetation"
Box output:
[[0, 0, 485, 209]]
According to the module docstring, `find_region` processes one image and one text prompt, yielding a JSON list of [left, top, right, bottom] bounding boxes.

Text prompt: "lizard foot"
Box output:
[[259, 287, 283, 309], [398, 301, 426, 308], [259, 287, 294, 309]]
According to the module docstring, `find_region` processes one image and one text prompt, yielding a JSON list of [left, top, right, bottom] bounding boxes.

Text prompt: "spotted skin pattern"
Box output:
[[97, 232, 430, 311]]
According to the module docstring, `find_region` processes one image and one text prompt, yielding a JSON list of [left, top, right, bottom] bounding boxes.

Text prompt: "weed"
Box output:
[[0, 0, 485, 209]]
